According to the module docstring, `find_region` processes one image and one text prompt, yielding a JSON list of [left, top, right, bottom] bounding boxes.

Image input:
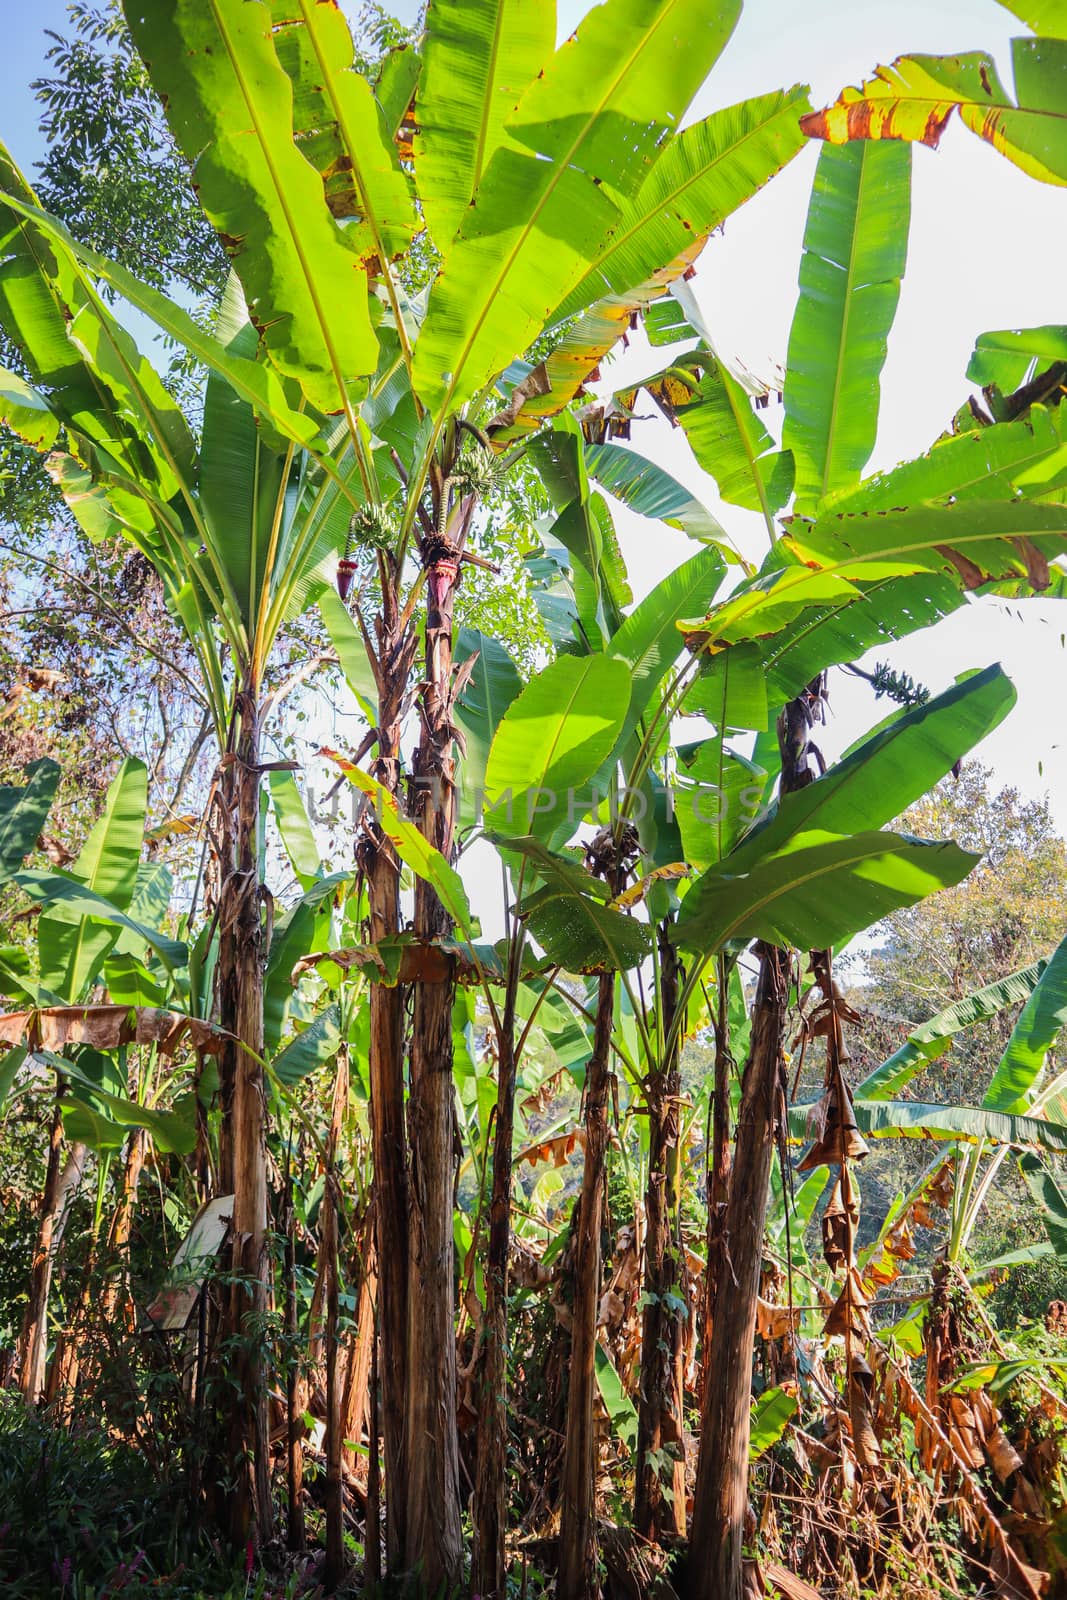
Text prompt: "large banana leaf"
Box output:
[[996, 0, 1067, 34], [263, 902, 331, 1052], [827, 402, 1067, 511], [1018, 1152, 1067, 1254], [1, 192, 321, 458], [12, 871, 187, 981], [484, 652, 631, 841], [199, 276, 290, 636], [858, 959, 1048, 1101], [411, 0, 738, 418], [585, 441, 726, 546], [553, 86, 810, 324], [983, 931, 1067, 1112], [272, 1004, 342, 1085], [968, 325, 1067, 392], [122, 0, 380, 409], [530, 417, 633, 646], [507, 0, 739, 202], [680, 500, 1067, 703], [674, 737, 765, 871], [846, 1099, 1067, 1154], [269, 769, 322, 892], [0, 147, 198, 516], [728, 666, 1016, 869], [801, 43, 1067, 189], [0, 759, 59, 878], [38, 759, 148, 1004], [674, 829, 976, 956], [414, 0, 555, 251], [0, 368, 59, 448], [271, 0, 417, 265], [782, 139, 911, 511]]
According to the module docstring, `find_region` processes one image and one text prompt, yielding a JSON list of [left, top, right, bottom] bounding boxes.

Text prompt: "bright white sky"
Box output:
[[4, 0, 1066, 853]]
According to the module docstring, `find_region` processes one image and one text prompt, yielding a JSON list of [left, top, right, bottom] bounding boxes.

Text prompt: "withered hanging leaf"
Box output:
[[0, 1004, 227, 1057], [516, 1128, 584, 1170], [822, 1175, 858, 1270], [823, 1269, 872, 1341], [848, 1353, 881, 1469], [797, 1064, 870, 1171], [486, 362, 551, 432], [757, 1296, 801, 1341], [946, 1392, 986, 1474]]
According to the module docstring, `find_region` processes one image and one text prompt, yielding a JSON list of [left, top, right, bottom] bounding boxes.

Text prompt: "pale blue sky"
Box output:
[[3, 1, 1066, 841]]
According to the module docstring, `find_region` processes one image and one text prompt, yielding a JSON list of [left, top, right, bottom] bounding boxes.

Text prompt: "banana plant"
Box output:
[[0, 0, 822, 1575]]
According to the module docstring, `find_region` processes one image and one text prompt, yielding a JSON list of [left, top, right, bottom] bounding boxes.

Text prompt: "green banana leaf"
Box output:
[[453, 628, 524, 827], [609, 546, 726, 748], [983, 931, 1067, 1112], [749, 1387, 798, 1460], [484, 652, 631, 842], [783, 139, 911, 510], [555, 86, 810, 324], [38, 759, 149, 1003], [122, 0, 381, 408], [968, 324, 1067, 392], [675, 830, 977, 957], [858, 959, 1048, 1101], [413, 0, 554, 252], [726, 665, 1015, 871], [412, 0, 739, 416], [0, 759, 59, 879], [11, 871, 188, 981]]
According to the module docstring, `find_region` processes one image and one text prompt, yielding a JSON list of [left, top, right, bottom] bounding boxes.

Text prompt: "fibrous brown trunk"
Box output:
[[472, 968, 520, 1598], [19, 1087, 86, 1405], [703, 955, 733, 1367], [103, 1125, 147, 1322], [688, 943, 789, 1600], [339, 1259, 376, 1476], [635, 924, 687, 1541], [215, 683, 272, 1547], [689, 685, 819, 1600], [358, 568, 414, 1569], [323, 1171, 344, 1590], [324, 1048, 350, 1592], [403, 534, 463, 1591], [557, 971, 615, 1599], [284, 1176, 305, 1553]]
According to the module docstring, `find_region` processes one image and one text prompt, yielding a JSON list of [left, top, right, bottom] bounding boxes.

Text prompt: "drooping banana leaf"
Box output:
[[122, 0, 383, 408], [801, 42, 1067, 189]]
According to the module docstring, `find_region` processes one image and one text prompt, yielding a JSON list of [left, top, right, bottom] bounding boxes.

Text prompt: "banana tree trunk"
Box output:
[[703, 959, 733, 1373], [215, 683, 271, 1548], [323, 1046, 350, 1592], [558, 970, 615, 1599], [688, 943, 789, 1600], [403, 540, 463, 1591], [635, 925, 687, 1540], [472, 971, 520, 1599], [689, 687, 816, 1600], [358, 573, 412, 1569], [103, 1126, 148, 1322], [19, 1086, 86, 1405]]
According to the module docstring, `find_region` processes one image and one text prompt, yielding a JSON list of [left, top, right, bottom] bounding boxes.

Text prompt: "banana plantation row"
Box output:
[[1, 1, 1066, 1597]]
